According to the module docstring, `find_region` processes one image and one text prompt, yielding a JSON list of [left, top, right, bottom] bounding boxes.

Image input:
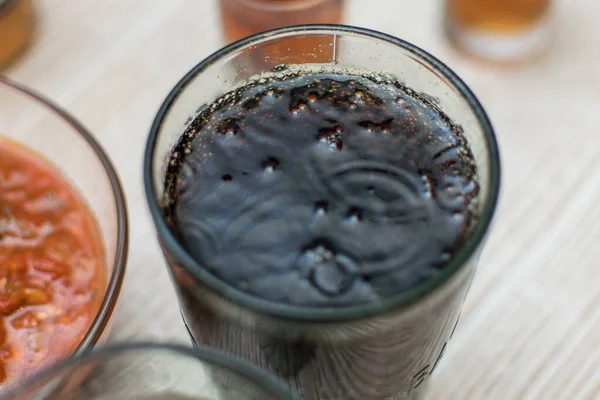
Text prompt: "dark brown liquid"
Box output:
[[165, 71, 479, 308]]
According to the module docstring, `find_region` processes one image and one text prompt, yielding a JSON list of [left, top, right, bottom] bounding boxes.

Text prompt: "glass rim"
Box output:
[[143, 24, 501, 322], [0, 342, 300, 399], [0, 76, 129, 354]]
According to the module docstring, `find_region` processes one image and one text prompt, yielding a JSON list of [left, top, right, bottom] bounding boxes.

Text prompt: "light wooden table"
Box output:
[[6, 0, 600, 399]]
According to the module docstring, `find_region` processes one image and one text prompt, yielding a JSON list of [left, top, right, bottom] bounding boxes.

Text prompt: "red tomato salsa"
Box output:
[[0, 139, 105, 386]]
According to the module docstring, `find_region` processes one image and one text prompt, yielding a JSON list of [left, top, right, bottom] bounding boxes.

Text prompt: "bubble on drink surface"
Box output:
[[291, 103, 308, 115], [262, 157, 279, 173], [420, 173, 434, 198], [242, 96, 261, 110], [298, 244, 356, 296], [215, 118, 241, 136], [316, 127, 343, 151], [395, 97, 406, 105], [177, 163, 194, 192], [358, 120, 391, 134], [346, 207, 363, 223], [439, 252, 452, 264]]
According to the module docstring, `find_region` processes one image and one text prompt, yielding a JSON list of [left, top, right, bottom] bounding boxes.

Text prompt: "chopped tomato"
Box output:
[[0, 139, 105, 387]]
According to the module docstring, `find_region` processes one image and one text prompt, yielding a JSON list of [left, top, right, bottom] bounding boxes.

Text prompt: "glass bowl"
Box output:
[[0, 76, 128, 387], [0, 343, 300, 399]]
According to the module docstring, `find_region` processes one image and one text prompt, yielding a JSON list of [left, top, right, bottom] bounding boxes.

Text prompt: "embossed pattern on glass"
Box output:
[[218, 0, 344, 67]]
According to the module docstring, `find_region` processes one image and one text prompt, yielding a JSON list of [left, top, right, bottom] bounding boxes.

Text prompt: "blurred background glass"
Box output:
[[219, 0, 345, 42], [218, 0, 344, 64], [0, 0, 35, 70], [1, 344, 299, 400], [444, 0, 552, 62]]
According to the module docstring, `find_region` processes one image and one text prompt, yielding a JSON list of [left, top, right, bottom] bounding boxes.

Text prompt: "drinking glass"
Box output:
[[444, 0, 553, 62], [219, 0, 345, 43], [218, 0, 344, 65], [0, 343, 299, 399], [144, 25, 500, 400]]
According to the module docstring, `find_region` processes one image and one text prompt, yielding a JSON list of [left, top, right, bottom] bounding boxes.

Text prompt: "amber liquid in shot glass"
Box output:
[[445, 0, 552, 62], [219, 0, 344, 66]]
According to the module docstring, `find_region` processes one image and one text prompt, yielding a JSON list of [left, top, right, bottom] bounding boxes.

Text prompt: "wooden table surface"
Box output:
[[5, 0, 600, 399]]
